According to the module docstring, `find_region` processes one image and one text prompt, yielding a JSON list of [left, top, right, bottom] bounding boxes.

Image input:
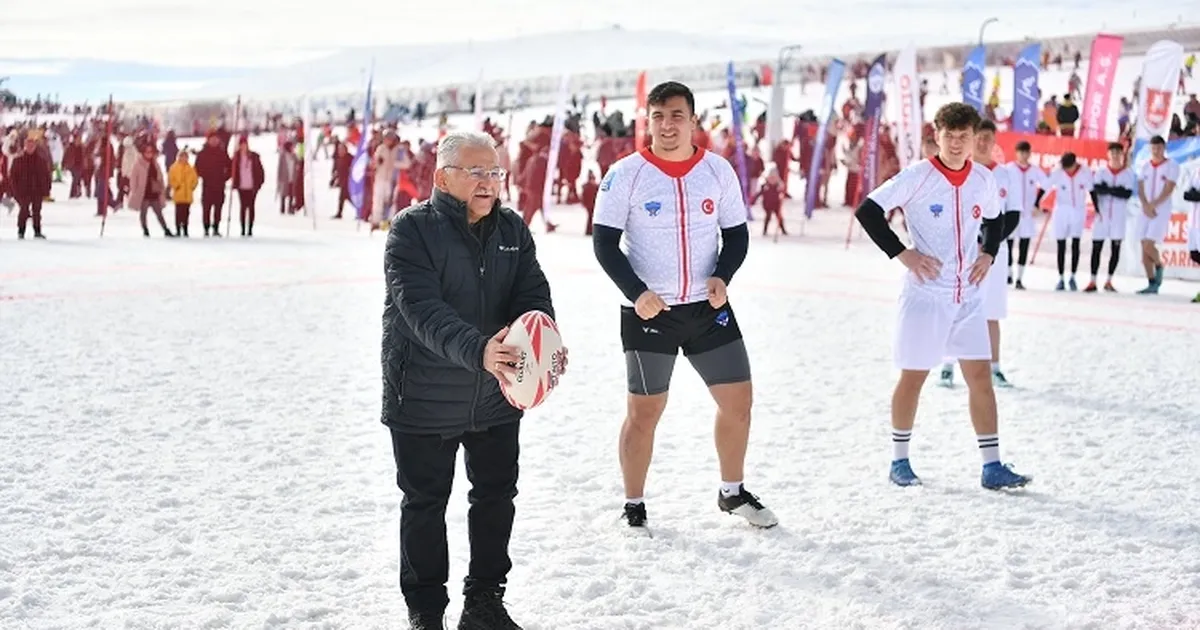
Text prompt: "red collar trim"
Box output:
[[1150, 158, 1167, 167], [640, 146, 704, 178], [1108, 166, 1125, 175], [931, 155, 971, 187]]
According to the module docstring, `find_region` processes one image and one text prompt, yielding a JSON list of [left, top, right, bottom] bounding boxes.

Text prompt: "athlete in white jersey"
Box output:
[[938, 120, 1020, 389], [1088, 143, 1137, 292], [854, 102, 1031, 491], [1004, 141, 1047, 290], [1180, 165, 1200, 303], [1046, 152, 1098, 290], [1134, 136, 1180, 294], [591, 81, 777, 531]]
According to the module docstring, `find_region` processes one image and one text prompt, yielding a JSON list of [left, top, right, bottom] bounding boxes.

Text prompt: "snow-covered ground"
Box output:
[[3, 131, 1200, 630]]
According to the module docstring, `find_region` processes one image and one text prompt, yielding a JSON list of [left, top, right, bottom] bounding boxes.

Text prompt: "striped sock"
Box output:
[[977, 433, 1000, 465], [892, 429, 912, 461]]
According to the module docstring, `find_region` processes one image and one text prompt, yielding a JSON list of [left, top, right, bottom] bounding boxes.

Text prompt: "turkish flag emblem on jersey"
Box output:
[[1143, 89, 1172, 128], [702, 198, 715, 214], [972, 205, 982, 219]]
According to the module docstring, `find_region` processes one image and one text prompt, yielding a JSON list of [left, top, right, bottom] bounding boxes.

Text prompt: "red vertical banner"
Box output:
[[1079, 34, 1124, 140], [634, 71, 648, 151]]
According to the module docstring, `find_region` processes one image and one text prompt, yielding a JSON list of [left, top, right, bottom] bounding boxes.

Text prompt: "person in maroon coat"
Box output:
[[230, 136, 265, 237], [10, 137, 53, 239], [750, 167, 787, 237], [330, 142, 352, 218], [194, 134, 232, 237], [581, 170, 599, 236]]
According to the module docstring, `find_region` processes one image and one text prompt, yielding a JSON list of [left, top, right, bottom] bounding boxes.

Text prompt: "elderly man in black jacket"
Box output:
[[383, 129, 560, 630]]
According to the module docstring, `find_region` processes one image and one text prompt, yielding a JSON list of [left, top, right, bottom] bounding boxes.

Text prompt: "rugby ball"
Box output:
[[499, 310, 565, 410]]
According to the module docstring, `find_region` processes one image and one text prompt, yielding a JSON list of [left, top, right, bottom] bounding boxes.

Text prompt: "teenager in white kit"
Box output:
[[591, 81, 777, 531], [1087, 142, 1136, 292], [1006, 141, 1047, 291], [938, 119, 1021, 389], [1180, 165, 1200, 303], [1134, 136, 1180, 295], [853, 102, 1031, 490], [1047, 152, 1098, 291]]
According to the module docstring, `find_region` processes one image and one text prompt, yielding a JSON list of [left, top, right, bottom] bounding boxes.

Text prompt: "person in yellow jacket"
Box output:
[[168, 151, 199, 237]]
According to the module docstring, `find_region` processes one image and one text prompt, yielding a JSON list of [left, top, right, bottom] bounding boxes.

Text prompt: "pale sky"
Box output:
[[0, 0, 1191, 100]]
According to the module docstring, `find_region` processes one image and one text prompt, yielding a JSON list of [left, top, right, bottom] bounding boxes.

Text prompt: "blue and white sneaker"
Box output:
[[981, 462, 1031, 490], [1055, 279, 1066, 291], [992, 369, 1013, 388], [1068, 277, 1078, 291], [1136, 282, 1159, 295], [937, 367, 954, 388], [890, 459, 922, 486]]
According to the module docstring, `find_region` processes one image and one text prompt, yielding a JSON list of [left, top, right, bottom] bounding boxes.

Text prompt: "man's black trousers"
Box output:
[[389, 420, 520, 615]]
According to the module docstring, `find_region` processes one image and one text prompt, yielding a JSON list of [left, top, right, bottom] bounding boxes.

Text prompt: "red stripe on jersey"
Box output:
[[641, 147, 705, 178], [953, 186, 964, 304], [675, 178, 690, 301]]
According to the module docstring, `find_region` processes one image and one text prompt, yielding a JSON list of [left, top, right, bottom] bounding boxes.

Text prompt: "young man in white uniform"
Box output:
[[1134, 136, 1180, 294], [1006, 141, 1047, 290], [591, 81, 777, 531], [1087, 142, 1136, 292], [1046, 152, 1098, 291], [1180, 165, 1200, 303], [853, 102, 1032, 490], [938, 120, 1021, 389]]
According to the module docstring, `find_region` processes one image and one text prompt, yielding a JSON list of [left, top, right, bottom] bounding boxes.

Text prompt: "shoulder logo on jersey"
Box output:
[[929, 203, 944, 217], [643, 201, 662, 217], [972, 205, 982, 219], [600, 169, 616, 192], [999, 188, 1007, 198], [701, 198, 715, 214], [714, 310, 730, 327]]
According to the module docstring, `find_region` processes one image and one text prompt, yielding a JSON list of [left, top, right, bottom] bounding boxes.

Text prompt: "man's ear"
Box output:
[[432, 168, 447, 192]]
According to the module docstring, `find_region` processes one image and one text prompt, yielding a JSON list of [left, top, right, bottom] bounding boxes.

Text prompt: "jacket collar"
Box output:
[[431, 189, 501, 226]]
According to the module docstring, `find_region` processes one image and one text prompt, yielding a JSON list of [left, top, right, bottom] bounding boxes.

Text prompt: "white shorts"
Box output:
[[982, 242, 1009, 321], [894, 291, 991, 371], [1015, 210, 1039, 239], [1053, 209, 1085, 240], [1132, 210, 1170, 244], [1091, 212, 1126, 241]]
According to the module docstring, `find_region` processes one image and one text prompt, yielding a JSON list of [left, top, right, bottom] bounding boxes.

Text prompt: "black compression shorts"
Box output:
[[620, 301, 750, 395]]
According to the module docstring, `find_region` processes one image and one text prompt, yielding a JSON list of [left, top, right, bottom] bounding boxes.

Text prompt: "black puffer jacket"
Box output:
[[382, 190, 554, 436]]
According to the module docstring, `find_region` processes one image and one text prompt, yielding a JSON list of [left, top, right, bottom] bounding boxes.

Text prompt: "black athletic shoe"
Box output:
[[622, 502, 647, 528], [717, 487, 779, 528], [458, 591, 522, 630], [408, 610, 445, 630]]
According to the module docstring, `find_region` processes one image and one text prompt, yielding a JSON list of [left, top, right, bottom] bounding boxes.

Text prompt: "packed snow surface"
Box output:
[[2, 133, 1199, 630]]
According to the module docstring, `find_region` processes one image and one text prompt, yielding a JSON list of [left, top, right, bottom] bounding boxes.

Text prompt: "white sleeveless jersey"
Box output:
[[867, 158, 1000, 304], [1093, 166, 1137, 226], [1180, 166, 1200, 251], [1138, 158, 1181, 204], [592, 148, 748, 306], [1004, 163, 1048, 214], [1047, 166, 1095, 213]]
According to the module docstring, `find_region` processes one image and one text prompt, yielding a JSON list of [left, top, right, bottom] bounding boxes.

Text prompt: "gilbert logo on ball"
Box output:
[[499, 310, 565, 410]]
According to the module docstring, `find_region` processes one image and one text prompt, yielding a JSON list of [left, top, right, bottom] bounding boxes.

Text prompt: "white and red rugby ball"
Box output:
[[499, 310, 565, 410]]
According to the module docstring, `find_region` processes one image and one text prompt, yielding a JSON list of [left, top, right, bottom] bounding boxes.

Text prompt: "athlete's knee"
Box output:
[[895, 369, 928, 392], [624, 394, 667, 431], [958, 360, 994, 388], [710, 381, 752, 418]]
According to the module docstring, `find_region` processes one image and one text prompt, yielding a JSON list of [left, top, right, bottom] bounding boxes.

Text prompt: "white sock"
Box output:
[[892, 429, 912, 461], [990, 361, 1000, 373], [1017, 264, 1025, 280], [625, 497, 644, 505], [977, 433, 1000, 465], [719, 481, 742, 497]]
